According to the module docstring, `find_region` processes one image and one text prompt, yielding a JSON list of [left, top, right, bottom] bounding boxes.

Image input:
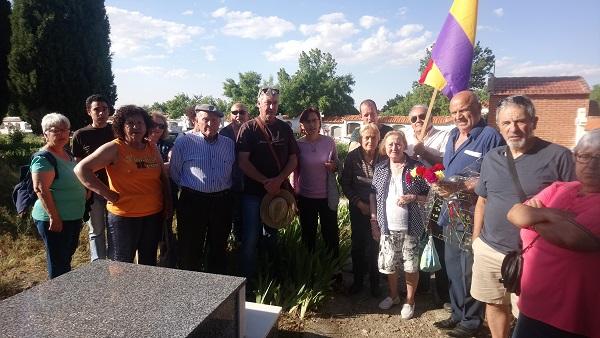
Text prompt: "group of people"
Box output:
[[29, 88, 599, 338]]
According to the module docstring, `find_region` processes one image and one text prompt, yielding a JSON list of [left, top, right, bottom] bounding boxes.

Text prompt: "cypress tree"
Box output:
[[8, 0, 116, 132], [0, 0, 10, 118]]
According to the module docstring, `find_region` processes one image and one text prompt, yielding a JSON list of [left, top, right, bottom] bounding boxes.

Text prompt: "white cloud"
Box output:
[[200, 45, 217, 61], [359, 15, 386, 29], [477, 25, 502, 32], [265, 13, 431, 67], [114, 66, 205, 79], [397, 7, 408, 18], [397, 24, 424, 38], [181, 10, 194, 16], [507, 62, 600, 78], [493, 8, 504, 17], [106, 6, 204, 58], [211, 7, 295, 39]]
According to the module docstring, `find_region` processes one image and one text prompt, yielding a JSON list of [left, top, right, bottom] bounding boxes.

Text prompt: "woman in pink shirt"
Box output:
[[508, 129, 600, 338], [294, 107, 339, 258]]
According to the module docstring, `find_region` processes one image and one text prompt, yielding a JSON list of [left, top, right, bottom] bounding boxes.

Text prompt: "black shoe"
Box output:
[[433, 317, 459, 330], [446, 325, 478, 338], [348, 282, 363, 295]]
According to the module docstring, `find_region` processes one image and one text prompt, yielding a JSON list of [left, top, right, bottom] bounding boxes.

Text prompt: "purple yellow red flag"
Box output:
[[419, 0, 478, 98]]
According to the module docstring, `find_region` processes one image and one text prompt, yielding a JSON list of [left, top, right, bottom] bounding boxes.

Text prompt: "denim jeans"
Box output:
[[513, 314, 586, 338], [107, 212, 162, 265], [35, 219, 82, 279], [88, 193, 109, 261], [240, 194, 278, 285]]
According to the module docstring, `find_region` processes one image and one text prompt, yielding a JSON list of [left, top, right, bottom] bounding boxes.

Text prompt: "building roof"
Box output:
[[489, 76, 590, 95], [2, 116, 24, 123], [585, 116, 600, 131], [322, 115, 454, 125]]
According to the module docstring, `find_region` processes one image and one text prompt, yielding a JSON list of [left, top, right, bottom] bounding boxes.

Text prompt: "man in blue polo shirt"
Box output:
[[432, 90, 505, 337]]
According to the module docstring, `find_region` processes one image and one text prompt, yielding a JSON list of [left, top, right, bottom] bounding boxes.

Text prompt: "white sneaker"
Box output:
[[400, 303, 415, 319], [378, 296, 400, 310]]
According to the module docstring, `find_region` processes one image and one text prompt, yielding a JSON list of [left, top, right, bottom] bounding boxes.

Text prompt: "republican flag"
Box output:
[[419, 0, 478, 98]]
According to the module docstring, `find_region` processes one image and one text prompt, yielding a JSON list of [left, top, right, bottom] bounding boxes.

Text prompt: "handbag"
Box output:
[[498, 146, 539, 295], [420, 235, 441, 272]]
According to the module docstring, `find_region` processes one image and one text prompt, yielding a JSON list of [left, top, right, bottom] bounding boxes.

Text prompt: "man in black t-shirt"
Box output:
[[72, 94, 114, 261], [348, 99, 393, 151], [236, 87, 299, 291]]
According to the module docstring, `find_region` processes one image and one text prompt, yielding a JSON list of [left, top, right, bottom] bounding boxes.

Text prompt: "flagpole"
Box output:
[[419, 88, 438, 141]]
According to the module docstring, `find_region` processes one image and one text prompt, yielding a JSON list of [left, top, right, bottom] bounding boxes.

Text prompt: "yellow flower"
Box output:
[[435, 170, 445, 181], [410, 167, 418, 177]]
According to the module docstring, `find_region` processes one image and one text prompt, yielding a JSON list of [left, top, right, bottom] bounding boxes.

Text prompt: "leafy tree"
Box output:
[[384, 42, 495, 116], [0, 0, 10, 118], [590, 84, 600, 116], [277, 49, 357, 117], [223, 71, 262, 116], [8, 0, 116, 132], [149, 93, 229, 119]]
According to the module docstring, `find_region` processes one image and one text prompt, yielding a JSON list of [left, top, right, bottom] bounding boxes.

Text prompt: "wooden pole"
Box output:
[[419, 88, 438, 141]]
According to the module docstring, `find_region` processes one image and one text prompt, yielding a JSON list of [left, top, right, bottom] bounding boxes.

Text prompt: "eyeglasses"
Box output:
[[259, 87, 280, 96], [410, 113, 427, 123], [125, 120, 145, 127], [230, 110, 247, 115], [46, 127, 70, 134], [575, 153, 600, 164]]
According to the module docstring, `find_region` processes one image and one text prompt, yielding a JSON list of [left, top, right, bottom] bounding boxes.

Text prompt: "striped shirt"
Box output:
[[169, 132, 235, 193]]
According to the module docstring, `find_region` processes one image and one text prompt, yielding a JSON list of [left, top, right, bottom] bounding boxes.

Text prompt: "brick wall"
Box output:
[[489, 94, 589, 148]]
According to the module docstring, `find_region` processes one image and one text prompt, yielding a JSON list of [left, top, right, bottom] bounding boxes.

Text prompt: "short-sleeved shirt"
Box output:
[[405, 127, 450, 167], [475, 139, 575, 253], [71, 124, 114, 184], [297, 135, 337, 199], [349, 123, 394, 144], [439, 119, 505, 227], [519, 181, 600, 337], [169, 132, 235, 193], [237, 118, 299, 196], [31, 153, 86, 221]]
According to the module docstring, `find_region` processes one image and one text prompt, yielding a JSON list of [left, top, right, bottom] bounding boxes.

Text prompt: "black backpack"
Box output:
[[12, 151, 59, 215]]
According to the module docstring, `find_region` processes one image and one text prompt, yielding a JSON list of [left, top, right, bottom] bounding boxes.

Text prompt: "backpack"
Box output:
[[12, 151, 59, 215]]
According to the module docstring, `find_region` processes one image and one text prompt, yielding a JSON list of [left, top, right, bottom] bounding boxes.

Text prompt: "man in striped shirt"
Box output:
[[169, 104, 235, 274]]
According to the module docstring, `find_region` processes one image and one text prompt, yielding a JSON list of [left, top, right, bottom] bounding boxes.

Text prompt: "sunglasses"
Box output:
[[153, 123, 166, 130], [410, 113, 427, 123], [230, 110, 247, 115], [259, 87, 280, 96]]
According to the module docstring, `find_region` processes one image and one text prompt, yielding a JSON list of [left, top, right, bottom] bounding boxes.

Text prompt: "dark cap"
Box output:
[[194, 104, 223, 117]]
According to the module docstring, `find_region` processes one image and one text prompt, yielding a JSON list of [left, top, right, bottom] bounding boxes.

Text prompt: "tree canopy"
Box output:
[[148, 93, 229, 120], [277, 49, 357, 117], [0, 0, 10, 118], [8, 0, 116, 132], [383, 41, 495, 116], [222, 71, 262, 117]]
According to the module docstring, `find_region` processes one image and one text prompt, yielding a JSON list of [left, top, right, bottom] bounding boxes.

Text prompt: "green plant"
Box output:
[[7, 129, 25, 145], [254, 203, 351, 319], [336, 141, 348, 164]]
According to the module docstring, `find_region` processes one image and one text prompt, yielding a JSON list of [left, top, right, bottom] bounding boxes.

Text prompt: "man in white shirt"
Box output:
[[405, 104, 449, 167]]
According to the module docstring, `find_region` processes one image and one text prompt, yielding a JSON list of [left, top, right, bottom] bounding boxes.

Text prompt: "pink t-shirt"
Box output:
[[296, 135, 336, 199], [519, 181, 600, 337]]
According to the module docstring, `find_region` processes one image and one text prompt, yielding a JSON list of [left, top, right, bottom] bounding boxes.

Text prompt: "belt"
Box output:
[[181, 187, 230, 198]]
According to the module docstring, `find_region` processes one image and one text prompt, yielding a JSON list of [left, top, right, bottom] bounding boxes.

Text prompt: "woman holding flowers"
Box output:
[[370, 130, 432, 319]]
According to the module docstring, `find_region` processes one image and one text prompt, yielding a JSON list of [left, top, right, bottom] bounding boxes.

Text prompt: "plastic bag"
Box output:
[[420, 235, 441, 272]]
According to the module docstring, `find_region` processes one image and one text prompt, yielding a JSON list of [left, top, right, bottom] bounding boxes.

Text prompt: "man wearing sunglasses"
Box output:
[[348, 99, 393, 151], [237, 87, 299, 295], [405, 104, 450, 167], [219, 102, 250, 245], [72, 94, 114, 262]]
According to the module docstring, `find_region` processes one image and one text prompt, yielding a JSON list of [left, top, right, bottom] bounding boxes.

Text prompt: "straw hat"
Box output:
[[260, 190, 296, 229]]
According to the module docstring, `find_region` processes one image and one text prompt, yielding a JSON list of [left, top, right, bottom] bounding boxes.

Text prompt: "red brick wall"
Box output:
[[488, 94, 589, 148]]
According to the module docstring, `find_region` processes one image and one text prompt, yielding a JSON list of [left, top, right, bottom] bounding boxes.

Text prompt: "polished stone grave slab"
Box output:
[[0, 260, 246, 337]]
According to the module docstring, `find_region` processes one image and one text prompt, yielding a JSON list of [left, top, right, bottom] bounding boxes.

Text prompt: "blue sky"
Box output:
[[105, 0, 600, 110]]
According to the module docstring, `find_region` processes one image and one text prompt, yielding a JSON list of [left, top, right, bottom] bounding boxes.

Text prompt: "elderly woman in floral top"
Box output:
[[370, 130, 429, 319]]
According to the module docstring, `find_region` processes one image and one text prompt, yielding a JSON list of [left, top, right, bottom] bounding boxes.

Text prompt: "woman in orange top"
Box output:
[[75, 105, 171, 265]]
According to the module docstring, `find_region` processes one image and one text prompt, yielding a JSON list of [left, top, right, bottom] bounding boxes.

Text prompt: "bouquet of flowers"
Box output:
[[406, 163, 445, 185]]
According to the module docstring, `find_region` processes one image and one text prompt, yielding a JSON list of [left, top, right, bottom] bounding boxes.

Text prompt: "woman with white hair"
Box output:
[[507, 129, 600, 337], [32, 113, 86, 279]]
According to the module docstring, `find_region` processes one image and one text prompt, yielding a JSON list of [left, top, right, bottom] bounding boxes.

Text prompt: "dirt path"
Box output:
[[277, 272, 492, 338]]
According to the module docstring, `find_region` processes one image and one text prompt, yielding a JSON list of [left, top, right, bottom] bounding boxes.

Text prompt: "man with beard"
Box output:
[[471, 95, 574, 338]]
